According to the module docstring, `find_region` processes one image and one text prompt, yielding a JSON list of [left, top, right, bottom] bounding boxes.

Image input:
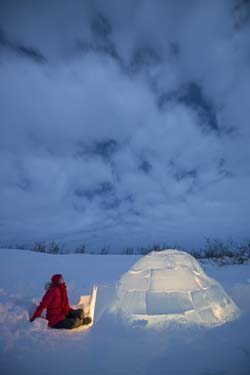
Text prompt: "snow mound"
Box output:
[[114, 250, 239, 327]]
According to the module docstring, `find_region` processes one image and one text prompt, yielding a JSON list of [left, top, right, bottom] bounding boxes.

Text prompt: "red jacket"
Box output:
[[31, 285, 71, 327]]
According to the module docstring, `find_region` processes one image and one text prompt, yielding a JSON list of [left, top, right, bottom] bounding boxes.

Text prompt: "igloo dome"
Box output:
[[114, 250, 239, 326]]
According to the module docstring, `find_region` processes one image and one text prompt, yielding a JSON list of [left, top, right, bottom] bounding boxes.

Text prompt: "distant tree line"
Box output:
[[1, 238, 250, 264]]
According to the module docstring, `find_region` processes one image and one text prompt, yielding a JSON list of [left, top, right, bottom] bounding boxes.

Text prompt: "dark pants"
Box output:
[[52, 309, 90, 329]]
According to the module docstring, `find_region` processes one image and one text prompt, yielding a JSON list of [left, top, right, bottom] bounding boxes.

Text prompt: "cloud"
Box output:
[[0, 0, 250, 251]]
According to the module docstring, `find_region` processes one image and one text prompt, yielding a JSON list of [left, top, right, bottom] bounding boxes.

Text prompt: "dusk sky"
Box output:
[[0, 0, 250, 251]]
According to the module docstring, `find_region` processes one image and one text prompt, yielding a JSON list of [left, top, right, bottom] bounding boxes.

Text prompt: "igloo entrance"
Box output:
[[114, 250, 239, 326]]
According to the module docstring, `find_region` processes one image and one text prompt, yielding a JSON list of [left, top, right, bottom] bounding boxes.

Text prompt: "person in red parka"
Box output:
[[30, 274, 91, 329]]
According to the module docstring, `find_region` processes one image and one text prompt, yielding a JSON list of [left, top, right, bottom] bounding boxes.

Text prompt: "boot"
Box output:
[[82, 316, 92, 325]]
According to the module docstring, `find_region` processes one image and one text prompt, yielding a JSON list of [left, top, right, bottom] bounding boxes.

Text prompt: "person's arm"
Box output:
[[30, 288, 54, 322]]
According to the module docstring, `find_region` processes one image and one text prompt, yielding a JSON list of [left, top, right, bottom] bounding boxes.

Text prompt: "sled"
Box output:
[[77, 285, 97, 328]]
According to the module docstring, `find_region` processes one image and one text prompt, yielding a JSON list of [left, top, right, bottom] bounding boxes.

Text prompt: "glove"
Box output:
[[30, 317, 35, 322]]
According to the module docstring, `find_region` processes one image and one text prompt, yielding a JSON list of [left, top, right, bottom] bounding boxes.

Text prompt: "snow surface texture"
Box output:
[[0, 249, 250, 375], [114, 250, 239, 326]]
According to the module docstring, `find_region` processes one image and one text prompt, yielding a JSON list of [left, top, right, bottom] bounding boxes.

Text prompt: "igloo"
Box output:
[[114, 250, 239, 326]]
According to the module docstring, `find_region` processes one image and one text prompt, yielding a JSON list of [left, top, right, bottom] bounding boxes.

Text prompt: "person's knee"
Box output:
[[68, 308, 84, 320], [77, 309, 84, 319]]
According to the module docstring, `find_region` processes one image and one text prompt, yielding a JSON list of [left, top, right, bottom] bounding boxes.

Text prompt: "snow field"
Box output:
[[0, 249, 250, 375]]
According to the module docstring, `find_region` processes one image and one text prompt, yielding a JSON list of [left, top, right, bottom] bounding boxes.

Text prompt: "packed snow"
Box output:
[[113, 250, 239, 326], [0, 249, 250, 375]]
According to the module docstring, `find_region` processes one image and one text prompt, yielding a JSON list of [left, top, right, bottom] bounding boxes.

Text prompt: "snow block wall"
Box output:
[[114, 250, 239, 326]]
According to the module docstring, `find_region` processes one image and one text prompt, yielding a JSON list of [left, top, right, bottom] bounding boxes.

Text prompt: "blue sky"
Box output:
[[0, 0, 250, 251]]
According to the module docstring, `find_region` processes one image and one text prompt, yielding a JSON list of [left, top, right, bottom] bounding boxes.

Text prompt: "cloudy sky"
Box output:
[[0, 0, 250, 252]]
